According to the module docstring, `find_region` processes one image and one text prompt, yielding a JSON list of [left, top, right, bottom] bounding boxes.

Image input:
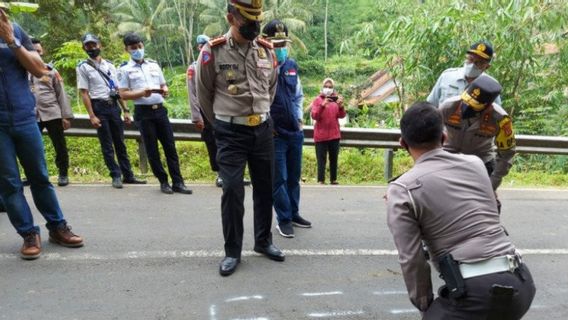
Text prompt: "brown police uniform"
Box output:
[[387, 148, 535, 319], [440, 96, 516, 190], [195, 29, 278, 259], [29, 66, 73, 178]]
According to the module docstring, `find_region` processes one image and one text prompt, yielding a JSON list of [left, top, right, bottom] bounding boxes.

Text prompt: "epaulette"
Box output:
[[257, 37, 273, 50], [46, 63, 54, 70], [209, 36, 227, 48], [119, 61, 128, 67], [77, 60, 87, 67], [146, 58, 157, 63], [441, 67, 460, 74]]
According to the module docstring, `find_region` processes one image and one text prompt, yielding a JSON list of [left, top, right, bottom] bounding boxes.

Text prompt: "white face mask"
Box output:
[[464, 62, 483, 78], [322, 88, 334, 96]]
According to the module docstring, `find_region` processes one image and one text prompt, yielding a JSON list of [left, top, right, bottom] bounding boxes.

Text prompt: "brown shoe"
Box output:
[[49, 224, 84, 248], [21, 233, 41, 260]]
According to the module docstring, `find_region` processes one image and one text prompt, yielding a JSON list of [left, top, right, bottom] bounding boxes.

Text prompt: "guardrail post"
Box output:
[[137, 138, 148, 174], [384, 149, 394, 181]]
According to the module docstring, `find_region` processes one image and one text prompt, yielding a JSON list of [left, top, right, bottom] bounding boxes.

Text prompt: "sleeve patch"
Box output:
[[495, 117, 516, 150], [186, 67, 195, 79], [201, 51, 212, 65]]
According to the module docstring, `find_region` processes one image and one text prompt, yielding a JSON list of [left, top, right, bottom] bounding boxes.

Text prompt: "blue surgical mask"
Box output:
[[130, 48, 145, 61], [275, 47, 288, 63]]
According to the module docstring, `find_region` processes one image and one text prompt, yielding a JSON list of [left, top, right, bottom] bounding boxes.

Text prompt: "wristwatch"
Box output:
[[7, 38, 21, 49]]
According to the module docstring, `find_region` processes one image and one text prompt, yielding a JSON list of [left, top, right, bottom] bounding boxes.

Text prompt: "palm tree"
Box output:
[[197, 0, 228, 37], [263, 0, 314, 53], [111, 0, 175, 42]]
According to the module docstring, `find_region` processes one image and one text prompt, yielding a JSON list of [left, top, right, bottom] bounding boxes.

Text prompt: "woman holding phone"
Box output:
[[310, 78, 346, 185]]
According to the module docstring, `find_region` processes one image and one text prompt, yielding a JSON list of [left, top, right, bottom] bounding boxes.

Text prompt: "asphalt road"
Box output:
[[1, 184, 567, 320]]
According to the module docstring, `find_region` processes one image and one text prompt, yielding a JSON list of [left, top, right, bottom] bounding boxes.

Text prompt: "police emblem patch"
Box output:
[[202, 51, 212, 65]]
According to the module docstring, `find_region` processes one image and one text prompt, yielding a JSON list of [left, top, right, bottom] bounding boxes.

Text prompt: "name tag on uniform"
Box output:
[[257, 59, 272, 69], [219, 64, 239, 71]]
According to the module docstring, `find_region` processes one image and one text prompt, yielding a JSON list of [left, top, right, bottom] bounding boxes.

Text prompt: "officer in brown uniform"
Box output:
[[195, 0, 284, 276], [29, 38, 73, 186], [387, 102, 535, 319], [440, 76, 515, 190]]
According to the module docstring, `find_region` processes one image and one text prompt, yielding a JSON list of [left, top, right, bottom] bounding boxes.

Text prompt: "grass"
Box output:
[[39, 136, 568, 188]]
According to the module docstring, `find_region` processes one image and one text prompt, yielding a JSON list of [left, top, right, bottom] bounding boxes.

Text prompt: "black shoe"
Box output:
[[172, 183, 193, 194], [22, 179, 31, 187], [0, 204, 5, 213], [292, 216, 312, 228], [160, 182, 174, 194], [123, 177, 147, 184], [57, 175, 69, 187], [276, 222, 294, 238], [112, 177, 123, 189], [243, 179, 251, 186], [219, 257, 240, 276], [254, 244, 285, 262], [215, 176, 223, 188]]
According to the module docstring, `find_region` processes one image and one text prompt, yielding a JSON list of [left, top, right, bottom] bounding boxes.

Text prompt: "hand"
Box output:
[[89, 116, 102, 128], [337, 95, 344, 106], [195, 121, 204, 131], [141, 88, 152, 98], [0, 9, 15, 44], [161, 88, 169, 98], [321, 98, 329, 107], [62, 119, 71, 130], [123, 112, 132, 125]]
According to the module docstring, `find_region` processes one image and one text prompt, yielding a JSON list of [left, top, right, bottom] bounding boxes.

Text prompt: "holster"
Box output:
[[438, 254, 467, 299]]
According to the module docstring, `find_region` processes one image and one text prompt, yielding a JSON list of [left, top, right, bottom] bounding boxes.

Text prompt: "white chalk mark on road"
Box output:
[[225, 295, 264, 303], [209, 304, 217, 320], [390, 309, 418, 314], [301, 291, 343, 297], [308, 310, 364, 318], [373, 290, 407, 295], [0, 248, 567, 261]]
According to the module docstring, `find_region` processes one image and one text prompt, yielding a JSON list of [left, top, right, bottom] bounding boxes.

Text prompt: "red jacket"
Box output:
[[310, 94, 347, 143]]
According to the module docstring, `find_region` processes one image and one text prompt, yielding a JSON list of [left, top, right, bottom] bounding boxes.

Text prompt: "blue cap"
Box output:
[[196, 35, 210, 45], [81, 33, 100, 45]]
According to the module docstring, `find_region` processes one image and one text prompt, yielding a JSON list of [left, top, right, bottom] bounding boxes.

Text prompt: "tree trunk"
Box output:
[[324, 0, 329, 61]]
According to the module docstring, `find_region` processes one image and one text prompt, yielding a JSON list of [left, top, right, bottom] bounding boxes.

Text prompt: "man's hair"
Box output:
[[123, 32, 143, 46], [400, 101, 443, 148], [31, 38, 41, 45]]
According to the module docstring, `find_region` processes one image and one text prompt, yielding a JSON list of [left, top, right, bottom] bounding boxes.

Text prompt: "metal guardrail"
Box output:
[[62, 115, 568, 180]]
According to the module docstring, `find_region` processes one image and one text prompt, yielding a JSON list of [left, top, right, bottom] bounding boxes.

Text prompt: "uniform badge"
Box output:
[[225, 70, 236, 82], [286, 69, 297, 76], [496, 117, 515, 150], [228, 84, 238, 95], [40, 75, 50, 83], [257, 48, 267, 59], [202, 51, 212, 65]]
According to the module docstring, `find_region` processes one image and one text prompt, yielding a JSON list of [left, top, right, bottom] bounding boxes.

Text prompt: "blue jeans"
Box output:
[[273, 133, 303, 224], [0, 122, 66, 236]]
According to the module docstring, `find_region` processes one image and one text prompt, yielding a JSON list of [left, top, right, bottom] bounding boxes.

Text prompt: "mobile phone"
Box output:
[[151, 89, 164, 94], [327, 96, 338, 102]]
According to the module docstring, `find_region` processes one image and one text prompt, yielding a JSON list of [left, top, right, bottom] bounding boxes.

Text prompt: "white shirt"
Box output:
[[76, 58, 118, 100], [117, 59, 166, 105]]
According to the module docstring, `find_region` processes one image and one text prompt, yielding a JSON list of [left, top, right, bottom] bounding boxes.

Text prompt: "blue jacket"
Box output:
[[270, 58, 304, 137], [0, 23, 36, 127]]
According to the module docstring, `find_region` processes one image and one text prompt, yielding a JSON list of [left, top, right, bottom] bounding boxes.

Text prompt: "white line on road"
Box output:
[[390, 309, 418, 314], [225, 295, 264, 303], [209, 304, 217, 320], [301, 291, 343, 297], [308, 310, 364, 318], [372, 290, 407, 295], [0, 248, 566, 261]]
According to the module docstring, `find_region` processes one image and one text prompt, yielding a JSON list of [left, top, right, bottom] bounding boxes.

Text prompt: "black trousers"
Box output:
[[424, 264, 536, 320], [134, 105, 183, 184], [38, 119, 69, 176], [201, 117, 219, 172], [315, 139, 340, 183], [92, 100, 134, 179], [214, 119, 274, 258]]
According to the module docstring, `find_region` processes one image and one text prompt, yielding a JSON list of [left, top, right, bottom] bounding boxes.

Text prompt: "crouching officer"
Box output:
[[439, 76, 515, 190], [195, 0, 285, 276], [118, 32, 192, 195], [386, 102, 535, 319]]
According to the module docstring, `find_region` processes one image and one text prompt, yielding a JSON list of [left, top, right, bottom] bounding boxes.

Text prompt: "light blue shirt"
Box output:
[[427, 67, 502, 107], [294, 77, 304, 120], [117, 59, 166, 105]]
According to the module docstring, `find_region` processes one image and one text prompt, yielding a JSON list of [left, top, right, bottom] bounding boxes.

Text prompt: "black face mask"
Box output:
[[86, 48, 101, 59], [238, 20, 260, 41]]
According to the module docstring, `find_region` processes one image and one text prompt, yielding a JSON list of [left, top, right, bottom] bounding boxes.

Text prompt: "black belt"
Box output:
[[91, 98, 115, 105], [135, 104, 163, 110]]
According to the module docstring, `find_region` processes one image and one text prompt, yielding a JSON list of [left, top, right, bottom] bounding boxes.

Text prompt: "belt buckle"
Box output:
[[152, 104, 158, 110], [506, 255, 519, 271], [247, 114, 261, 126]]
